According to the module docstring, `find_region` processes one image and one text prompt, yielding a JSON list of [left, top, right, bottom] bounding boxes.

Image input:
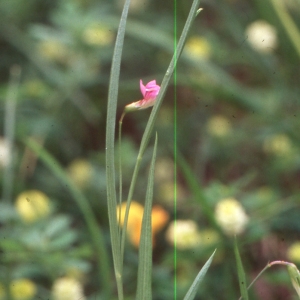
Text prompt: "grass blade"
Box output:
[[270, 0, 300, 58], [234, 237, 248, 300], [2, 65, 21, 203], [183, 249, 216, 300], [25, 138, 111, 298], [105, 0, 132, 298], [135, 133, 158, 300]]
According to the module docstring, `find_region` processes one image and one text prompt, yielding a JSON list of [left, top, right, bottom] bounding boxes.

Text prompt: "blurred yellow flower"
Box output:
[[15, 190, 51, 223], [37, 40, 69, 62], [0, 137, 11, 169], [215, 197, 248, 236], [52, 277, 85, 300], [4, 279, 37, 300], [263, 134, 292, 156], [206, 115, 232, 137], [185, 36, 211, 59], [245, 20, 278, 53], [82, 24, 114, 46], [165, 220, 201, 249], [67, 159, 93, 187], [287, 242, 300, 262], [117, 201, 169, 247], [151, 205, 170, 236]]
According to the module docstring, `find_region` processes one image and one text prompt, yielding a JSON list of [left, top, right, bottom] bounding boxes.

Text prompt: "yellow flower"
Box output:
[[245, 20, 278, 53], [37, 40, 69, 62], [117, 201, 169, 247], [151, 205, 169, 236], [82, 24, 114, 46], [15, 190, 51, 222], [52, 277, 85, 300], [185, 36, 211, 59], [67, 159, 93, 188], [10, 279, 37, 300], [165, 220, 201, 249], [287, 242, 300, 262], [263, 134, 292, 156], [215, 197, 248, 236], [206, 115, 232, 137]]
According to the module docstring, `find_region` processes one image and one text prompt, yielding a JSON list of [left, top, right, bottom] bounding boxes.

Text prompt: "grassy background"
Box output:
[[0, 0, 300, 299]]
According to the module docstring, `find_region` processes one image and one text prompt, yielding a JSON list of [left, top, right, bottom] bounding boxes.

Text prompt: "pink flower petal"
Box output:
[[140, 80, 146, 97]]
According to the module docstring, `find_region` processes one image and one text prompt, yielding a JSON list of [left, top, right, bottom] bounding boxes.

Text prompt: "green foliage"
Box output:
[[234, 238, 248, 300], [0, 0, 300, 299]]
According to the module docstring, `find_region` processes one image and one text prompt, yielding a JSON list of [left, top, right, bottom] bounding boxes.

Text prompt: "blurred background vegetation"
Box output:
[[0, 0, 300, 299]]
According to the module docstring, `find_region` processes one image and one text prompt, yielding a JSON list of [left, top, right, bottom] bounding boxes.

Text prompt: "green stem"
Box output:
[[238, 261, 293, 300], [120, 0, 201, 263], [2, 65, 21, 203], [105, 0, 132, 297], [118, 111, 126, 235], [270, 0, 300, 57]]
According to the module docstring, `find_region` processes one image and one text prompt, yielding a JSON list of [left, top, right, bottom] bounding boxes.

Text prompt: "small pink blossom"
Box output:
[[125, 79, 160, 111]]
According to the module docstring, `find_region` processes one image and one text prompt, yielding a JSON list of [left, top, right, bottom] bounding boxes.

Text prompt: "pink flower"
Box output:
[[125, 79, 160, 111]]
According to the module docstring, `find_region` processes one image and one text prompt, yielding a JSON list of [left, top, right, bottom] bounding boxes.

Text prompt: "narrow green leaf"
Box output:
[[270, 0, 300, 58], [183, 249, 216, 300], [234, 237, 248, 300], [135, 134, 158, 300], [121, 0, 201, 263], [105, 0, 132, 298], [25, 138, 111, 298], [287, 263, 300, 298], [2, 65, 20, 203]]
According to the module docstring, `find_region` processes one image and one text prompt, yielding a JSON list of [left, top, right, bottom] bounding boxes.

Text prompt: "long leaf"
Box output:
[[183, 249, 216, 300], [25, 138, 111, 298], [234, 237, 248, 300], [2, 65, 20, 203], [105, 0, 131, 298], [121, 0, 201, 264], [135, 133, 158, 300]]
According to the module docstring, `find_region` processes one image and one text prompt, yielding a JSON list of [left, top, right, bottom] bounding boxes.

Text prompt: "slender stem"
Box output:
[[120, 0, 201, 263], [270, 0, 300, 57], [238, 264, 270, 300], [2, 65, 21, 203], [238, 261, 293, 300], [105, 0, 132, 296], [118, 111, 126, 235]]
